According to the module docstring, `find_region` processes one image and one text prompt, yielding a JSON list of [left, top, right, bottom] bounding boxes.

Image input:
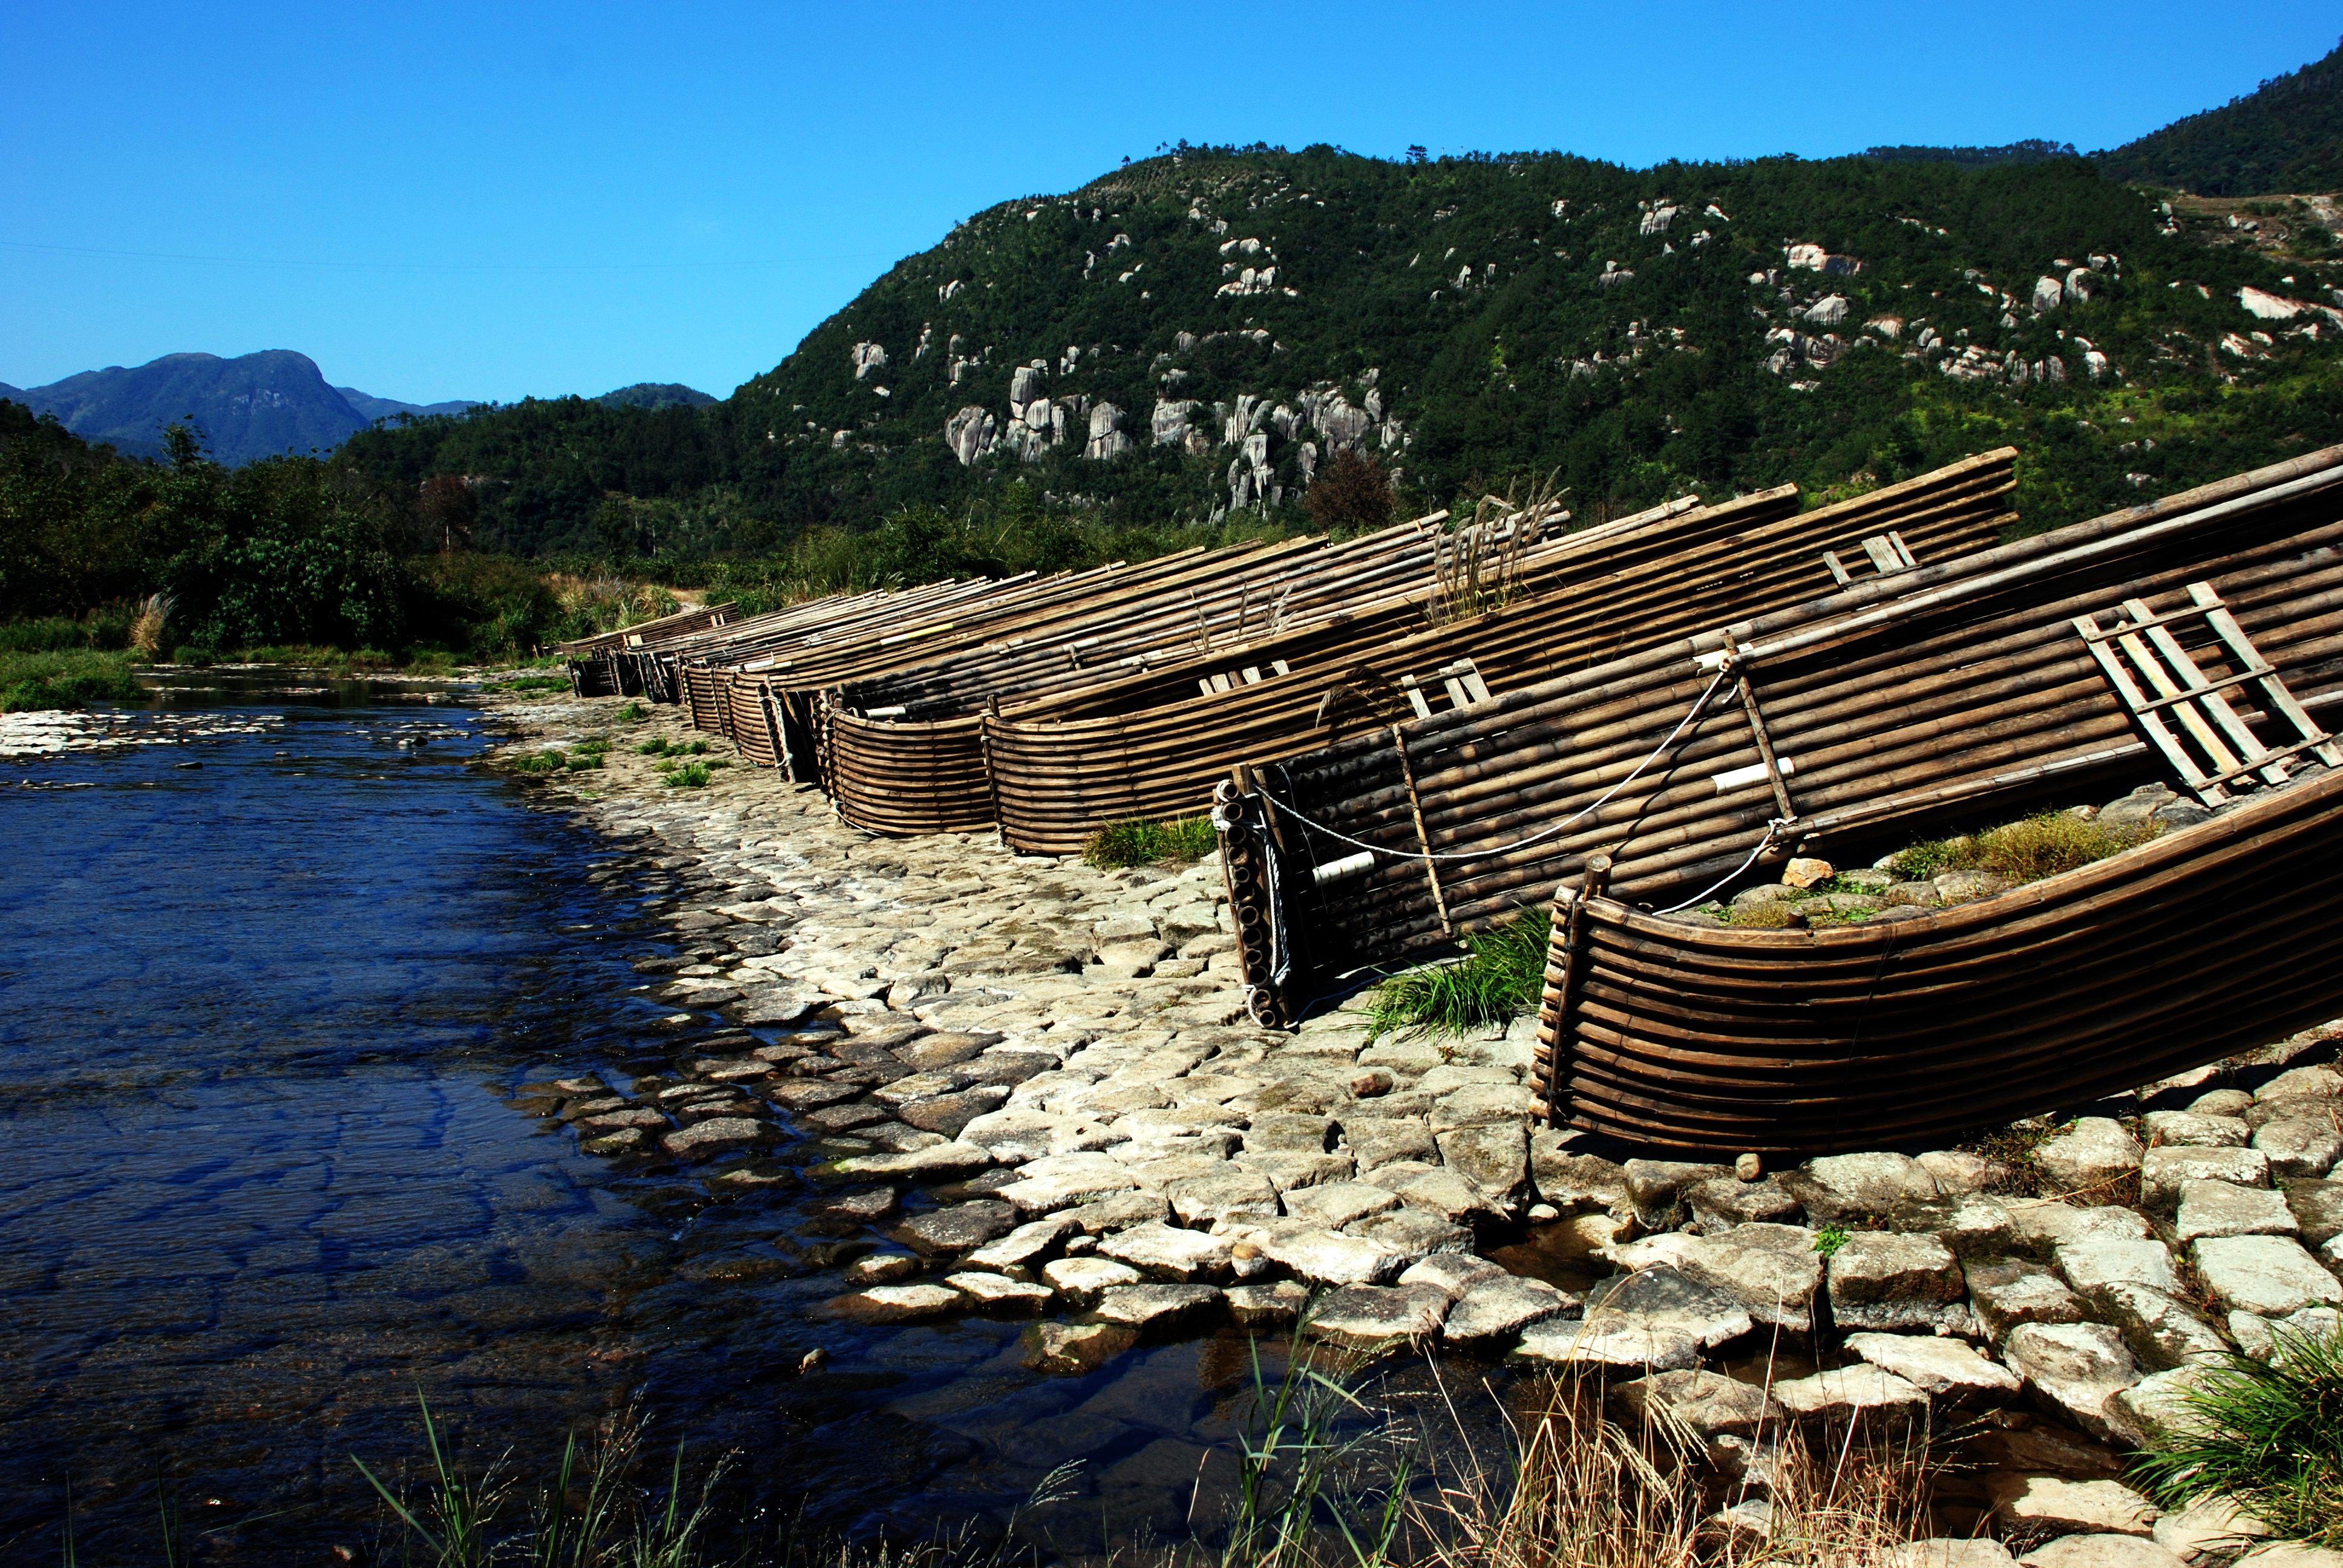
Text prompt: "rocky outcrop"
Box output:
[[1084, 402, 1131, 460], [944, 406, 995, 467], [850, 341, 888, 379]]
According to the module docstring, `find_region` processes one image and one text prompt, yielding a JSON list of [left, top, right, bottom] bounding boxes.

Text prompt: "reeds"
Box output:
[[1427, 474, 1565, 627], [129, 592, 175, 660]]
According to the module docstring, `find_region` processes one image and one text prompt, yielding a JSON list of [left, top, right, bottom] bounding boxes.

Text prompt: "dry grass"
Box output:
[[1427, 472, 1565, 626], [128, 592, 175, 659], [1396, 1372, 1936, 1568], [1887, 813, 2151, 888]]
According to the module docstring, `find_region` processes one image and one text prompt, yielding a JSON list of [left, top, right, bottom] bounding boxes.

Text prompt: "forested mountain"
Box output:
[[340, 141, 2343, 559], [5, 351, 375, 465], [2099, 37, 2343, 195], [597, 383, 716, 411]]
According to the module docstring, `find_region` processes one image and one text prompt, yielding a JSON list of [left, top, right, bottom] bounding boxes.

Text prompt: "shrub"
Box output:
[[1367, 906, 1552, 1037], [0, 649, 143, 711], [1083, 815, 1219, 868], [2134, 1322, 2343, 1544]]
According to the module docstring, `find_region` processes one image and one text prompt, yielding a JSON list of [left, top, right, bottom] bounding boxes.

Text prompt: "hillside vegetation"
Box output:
[[340, 143, 2343, 560], [2099, 38, 2343, 196]]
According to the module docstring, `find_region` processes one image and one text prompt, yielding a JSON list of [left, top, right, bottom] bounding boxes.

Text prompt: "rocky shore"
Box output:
[[482, 685, 2343, 1566]]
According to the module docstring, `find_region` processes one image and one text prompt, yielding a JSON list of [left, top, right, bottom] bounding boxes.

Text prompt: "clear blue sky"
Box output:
[[2, 2, 2334, 405]]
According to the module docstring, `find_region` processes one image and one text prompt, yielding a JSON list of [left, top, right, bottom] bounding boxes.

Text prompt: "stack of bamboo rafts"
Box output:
[[559, 601, 737, 696], [986, 451, 2021, 853], [1530, 765, 2343, 1157], [1214, 443, 2343, 1027]]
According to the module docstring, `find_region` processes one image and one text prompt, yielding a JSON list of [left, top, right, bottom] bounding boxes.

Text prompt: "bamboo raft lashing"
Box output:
[[1527, 762, 2343, 1156], [1212, 442, 2343, 1027]]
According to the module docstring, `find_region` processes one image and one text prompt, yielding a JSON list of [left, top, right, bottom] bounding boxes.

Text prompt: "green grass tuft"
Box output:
[[637, 736, 670, 755], [1366, 906, 1552, 1038], [2133, 1321, 2343, 1544], [513, 750, 567, 774], [0, 650, 144, 712], [614, 702, 649, 722], [1081, 815, 1219, 869], [662, 762, 712, 788]]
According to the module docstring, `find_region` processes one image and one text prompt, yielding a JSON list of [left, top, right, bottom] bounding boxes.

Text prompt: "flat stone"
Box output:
[[1532, 1145, 1628, 1212], [1345, 1205, 1473, 1264], [951, 1107, 1063, 1162], [1623, 1159, 1730, 1224], [2191, 1089, 2257, 1117], [2005, 1321, 2141, 1440], [898, 1086, 1011, 1137], [844, 1252, 919, 1285], [661, 1116, 770, 1158], [2236, 1543, 2343, 1568], [2259, 1066, 2343, 1102], [1260, 1226, 1407, 1286], [1675, 1223, 1823, 1330], [2110, 1364, 2218, 1444], [2230, 1305, 2343, 1362], [1396, 1253, 1506, 1298], [1992, 1474, 2158, 1537], [1041, 1255, 1142, 1304], [1893, 1194, 2017, 1257], [1236, 1151, 1357, 1191], [2056, 1235, 2181, 1299], [2142, 1111, 2250, 1149], [1830, 1231, 1965, 1330], [1686, 1174, 1806, 1230], [2019, 1537, 2187, 1568], [1580, 1264, 1753, 1351], [1091, 1282, 1222, 1330], [1308, 1283, 1449, 1349], [2142, 1146, 2269, 1207], [824, 1142, 995, 1180], [1844, 1331, 2022, 1398], [1915, 1150, 1997, 1195], [2037, 1118, 2145, 1194], [897, 1200, 1019, 1253], [947, 1271, 1054, 1310], [1781, 1152, 1939, 1223], [2175, 1180, 2297, 1242], [898, 1031, 1000, 1071], [1098, 1222, 1233, 1282], [2007, 1200, 2153, 1254], [1437, 1123, 1529, 1199], [829, 1283, 963, 1322], [2152, 1495, 2275, 1563], [1427, 1082, 1536, 1134], [1441, 1275, 1573, 1341], [2094, 1282, 2230, 1370], [815, 1186, 902, 1224], [2193, 1234, 2343, 1316], [1162, 1168, 1282, 1226], [1610, 1370, 1778, 1438], [2254, 1116, 2343, 1178], [966, 1214, 1081, 1273], [1894, 1541, 2017, 1568], [1226, 1279, 1310, 1329], [580, 1129, 649, 1155], [994, 1151, 1139, 1212], [2286, 1178, 2343, 1245], [1022, 1319, 1138, 1375], [1287, 1181, 1401, 1230], [1244, 1112, 1333, 1152], [1387, 1166, 1503, 1227], [1771, 1365, 1929, 1426], [1516, 1315, 1701, 1371], [772, 1077, 880, 1112], [1350, 1120, 1439, 1171]]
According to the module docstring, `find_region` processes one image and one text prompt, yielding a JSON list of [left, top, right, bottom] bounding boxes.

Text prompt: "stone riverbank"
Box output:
[[482, 685, 2343, 1566]]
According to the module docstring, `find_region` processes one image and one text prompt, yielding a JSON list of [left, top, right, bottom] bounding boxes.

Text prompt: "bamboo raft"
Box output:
[[1213, 444, 2343, 1026], [985, 452, 2018, 853], [1529, 760, 2343, 1156]]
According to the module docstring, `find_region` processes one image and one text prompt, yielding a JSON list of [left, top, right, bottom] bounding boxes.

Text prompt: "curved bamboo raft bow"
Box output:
[[1530, 760, 2343, 1157]]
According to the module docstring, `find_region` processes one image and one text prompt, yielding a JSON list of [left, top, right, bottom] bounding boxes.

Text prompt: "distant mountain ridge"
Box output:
[[0, 352, 715, 467]]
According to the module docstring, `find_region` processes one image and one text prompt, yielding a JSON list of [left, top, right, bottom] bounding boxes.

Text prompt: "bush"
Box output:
[[2134, 1322, 2343, 1544], [1887, 811, 2150, 886], [0, 649, 143, 711], [1367, 906, 1552, 1037], [1083, 815, 1219, 868]]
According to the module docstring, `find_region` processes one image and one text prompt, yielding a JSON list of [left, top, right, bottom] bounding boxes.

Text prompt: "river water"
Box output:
[[0, 676, 1548, 1563]]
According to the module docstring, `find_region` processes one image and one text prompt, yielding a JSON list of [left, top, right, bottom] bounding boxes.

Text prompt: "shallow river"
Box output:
[[0, 676, 1547, 1563]]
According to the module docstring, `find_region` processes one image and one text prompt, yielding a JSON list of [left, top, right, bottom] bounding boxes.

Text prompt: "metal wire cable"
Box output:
[[1652, 825, 1784, 914], [1256, 666, 1732, 864]]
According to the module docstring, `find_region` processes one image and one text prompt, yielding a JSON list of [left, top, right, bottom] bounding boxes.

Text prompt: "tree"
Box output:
[[418, 474, 477, 554], [1306, 448, 1396, 535]]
